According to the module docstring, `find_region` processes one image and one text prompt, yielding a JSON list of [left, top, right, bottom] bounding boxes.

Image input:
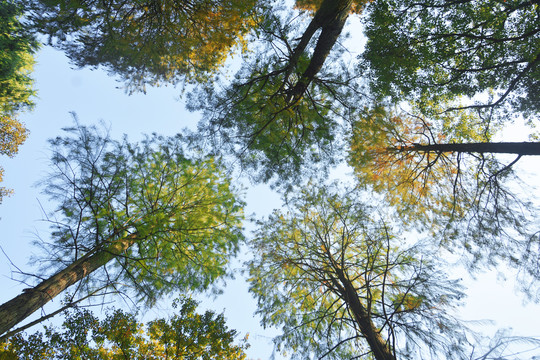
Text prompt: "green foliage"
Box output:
[[295, 0, 371, 14], [348, 105, 539, 298], [248, 183, 470, 359], [0, 298, 249, 359], [39, 121, 245, 305], [30, 0, 261, 92], [188, 5, 360, 184], [0, 0, 38, 114], [361, 0, 539, 118], [0, 0, 38, 202]]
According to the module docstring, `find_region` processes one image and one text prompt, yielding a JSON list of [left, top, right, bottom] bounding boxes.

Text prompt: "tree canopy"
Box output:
[[0, 0, 39, 202], [248, 184, 470, 360], [348, 105, 540, 298], [361, 0, 539, 118], [0, 298, 249, 359], [0, 123, 245, 336], [30, 0, 261, 92], [188, 0, 365, 183]]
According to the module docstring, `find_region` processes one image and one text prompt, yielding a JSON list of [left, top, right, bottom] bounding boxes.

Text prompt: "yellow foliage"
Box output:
[[348, 103, 487, 225], [295, 0, 373, 14], [0, 114, 28, 203]]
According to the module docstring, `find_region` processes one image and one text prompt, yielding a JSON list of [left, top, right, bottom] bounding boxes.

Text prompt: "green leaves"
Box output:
[[0, 298, 249, 359], [188, 4, 360, 184], [248, 183, 469, 359], [0, 0, 39, 202], [42, 123, 245, 306], [361, 0, 539, 118], [0, 0, 38, 115], [31, 0, 261, 92]]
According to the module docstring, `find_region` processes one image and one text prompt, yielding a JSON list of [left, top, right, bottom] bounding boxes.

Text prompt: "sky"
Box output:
[[1, 28, 540, 360]]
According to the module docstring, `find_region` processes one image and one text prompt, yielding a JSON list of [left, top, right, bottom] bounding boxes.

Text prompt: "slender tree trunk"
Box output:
[[287, 0, 352, 101], [332, 270, 395, 360], [397, 142, 540, 155], [0, 234, 136, 336], [343, 282, 395, 360]]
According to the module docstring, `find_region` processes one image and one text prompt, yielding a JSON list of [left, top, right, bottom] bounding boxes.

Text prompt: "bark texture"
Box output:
[[330, 268, 396, 360], [399, 142, 540, 155], [288, 0, 353, 101], [0, 235, 136, 336]]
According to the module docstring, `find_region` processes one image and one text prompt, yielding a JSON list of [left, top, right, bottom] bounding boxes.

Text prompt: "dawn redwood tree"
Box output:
[[361, 0, 539, 118], [0, 123, 244, 337], [348, 105, 540, 296], [189, 0, 371, 182], [248, 184, 471, 360], [0, 0, 39, 201], [30, 0, 261, 92], [1, 298, 249, 359]]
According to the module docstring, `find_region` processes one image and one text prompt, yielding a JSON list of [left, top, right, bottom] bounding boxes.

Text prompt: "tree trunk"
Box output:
[[0, 234, 136, 336], [287, 0, 352, 101], [398, 142, 540, 155], [291, 0, 352, 99], [332, 271, 395, 360]]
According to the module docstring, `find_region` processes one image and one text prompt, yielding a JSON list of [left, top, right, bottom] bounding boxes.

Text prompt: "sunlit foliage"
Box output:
[[348, 105, 540, 299], [189, 1, 362, 183], [295, 0, 370, 14], [0, 0, 38, 202], [0, 298, 248, 359], [0, 122, 245, 336], [31, 0, 261, 92], [248, 184, 470, 359], [41, 123, 245, 304]]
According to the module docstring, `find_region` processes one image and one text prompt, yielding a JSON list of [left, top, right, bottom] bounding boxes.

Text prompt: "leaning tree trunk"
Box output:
[[332, 270, 396, 360], [0, 234, 136, 336], [289, 0, 353, 101], [398, 142, 540, 156]]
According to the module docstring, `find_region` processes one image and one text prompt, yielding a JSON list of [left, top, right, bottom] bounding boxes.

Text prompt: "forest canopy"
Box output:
[[1, 0, 539, 359]]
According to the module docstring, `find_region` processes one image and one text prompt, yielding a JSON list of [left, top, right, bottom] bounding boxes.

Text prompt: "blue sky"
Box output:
[[1, 40, 540, 359]]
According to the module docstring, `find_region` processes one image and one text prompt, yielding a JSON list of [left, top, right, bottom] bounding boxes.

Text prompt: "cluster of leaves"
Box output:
[[0, 0, 39, 201], [295, 0, 371, 14], [30, 0, 262, 92], [361, 0, 539, 118], [188, 2, 362, 183], [348, 103, 493, 224], [348, 104, 539, 297], [39, 122, 245, 306], [0, 0, 37, 115], [248, 184, 470, 359], [0, 298, 249, 359]]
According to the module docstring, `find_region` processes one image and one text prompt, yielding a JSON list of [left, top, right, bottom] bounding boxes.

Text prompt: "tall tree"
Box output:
[[348, 105, 540, 298], [30, 0, 261, 92], [189, 0, 368, 183], [361, 0, 539, 118], [0, 0, 39, 202], [1, 298, 249, 359], [0, 123, 245, 337], [248, 184, 470, 360]]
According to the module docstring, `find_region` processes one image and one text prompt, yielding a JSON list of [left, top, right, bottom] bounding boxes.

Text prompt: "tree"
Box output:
[[361, 0, 539, 118], [189, 0, 368, 183], [30, 0, 261, 92], [0, 0, 39, 202], [248, 183, 471, 360], [0, 123, 245, 337], [348, 105, 540, 298], [0, 298, 249, 359]]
